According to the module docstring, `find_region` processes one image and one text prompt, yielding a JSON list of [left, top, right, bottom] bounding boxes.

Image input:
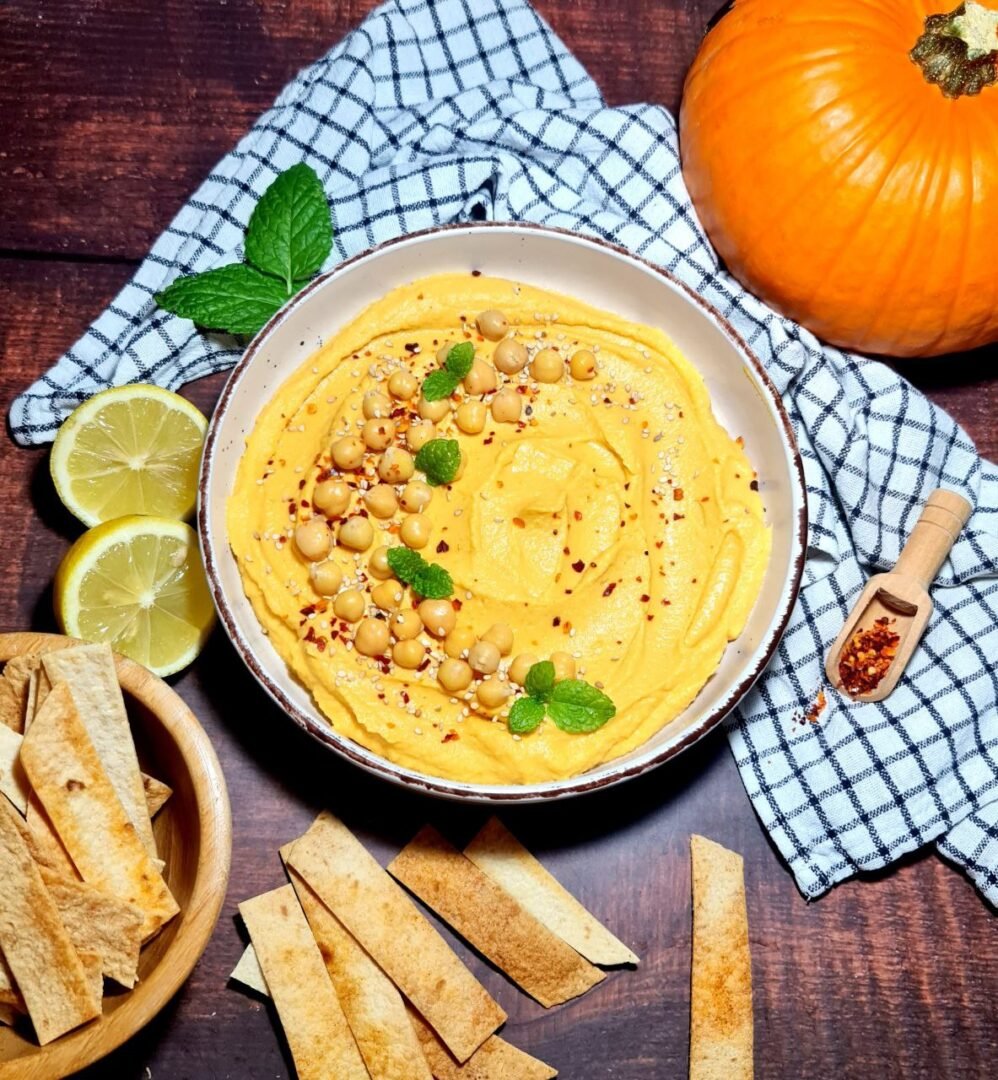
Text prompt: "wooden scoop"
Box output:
[[825, 489, 972, 702]]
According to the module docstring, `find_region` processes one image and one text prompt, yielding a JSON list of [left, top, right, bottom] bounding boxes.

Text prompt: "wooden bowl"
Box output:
[[0, 632, 232, 1079]]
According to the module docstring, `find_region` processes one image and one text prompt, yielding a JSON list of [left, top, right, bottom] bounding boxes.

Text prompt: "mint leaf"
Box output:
[[547, 680, 616, 734], [445, 341, 474, 379], [245, 163, 332, 290], [386, 547, 424, 584], [523, 661, 556, 703], [414, 438, 461, 486], [508, 697, 545, 735], [155, 264, 289, 335], [421, 369, 460, 402], [410, 563, 453, 599]]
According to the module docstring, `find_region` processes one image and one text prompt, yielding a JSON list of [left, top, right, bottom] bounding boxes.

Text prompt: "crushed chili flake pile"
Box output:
[[837, 617, 900, 696], [791, 688, 827, 726]]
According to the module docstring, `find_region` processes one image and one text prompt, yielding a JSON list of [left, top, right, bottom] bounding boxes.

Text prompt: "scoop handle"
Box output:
[[893, 489, 972, 588]]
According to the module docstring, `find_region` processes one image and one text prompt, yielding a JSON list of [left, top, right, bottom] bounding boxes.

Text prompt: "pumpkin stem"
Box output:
[[911, 1, 998, 96]]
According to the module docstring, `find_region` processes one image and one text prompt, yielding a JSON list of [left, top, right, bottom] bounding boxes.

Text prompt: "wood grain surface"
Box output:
[[1, 2, 996, 1078]]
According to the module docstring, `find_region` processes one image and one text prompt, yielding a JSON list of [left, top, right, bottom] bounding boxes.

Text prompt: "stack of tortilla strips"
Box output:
[[0, 643, 179, 1044], [231, 813, 640, 1080]]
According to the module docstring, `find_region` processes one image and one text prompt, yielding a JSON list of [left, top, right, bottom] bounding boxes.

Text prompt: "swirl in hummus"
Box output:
[[227, 274, 771, 784]]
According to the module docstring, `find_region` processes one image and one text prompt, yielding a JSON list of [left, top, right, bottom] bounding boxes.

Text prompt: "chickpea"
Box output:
[[438, 658, 473, 692], [333, 589, 365, 622], [388, 369, 418, 400], [377, 447, 415, 484], [371, 578, 404, 611], [368, 546, 393, 580], [354, 617, 390, 657], [338, 515, 374, 552], [362, 390, 392, 419], [468, 639, 501, 675], [493, 338, 528, 375], [509, 652, 539, 686], [418, 395, 451, 422], [481, 623, 514, 656], [476, 309, 509, 341], [477, 678, 510, 710], [490, 387, 521, 424], [418, 598, 456, 638], [390, 609, 423, 641], [400, 513, 432, 549], [309, 560, 343, 596], [362, 417, 396, 451], [569, 348, 597, 381], [312, 478, 351, 517], [456, 401, 486, 435], [444, 626, 476, 659], [294, 519, 332, 561], [363, 484, 398, 519], [530, 348, 564, 383], [406, 421, 437, 453], [393, 638, 426, 669], [551, 651, 576, 682], [436, 342, 456, 365], [400, 480, 432, 513], [464, 358, 497, 397], [332, 435, 366, 470]]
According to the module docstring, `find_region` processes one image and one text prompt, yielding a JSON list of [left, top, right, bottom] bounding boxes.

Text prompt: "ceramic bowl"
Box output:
[[0, 632, 231, 1079], [199, 224, 806, 802]]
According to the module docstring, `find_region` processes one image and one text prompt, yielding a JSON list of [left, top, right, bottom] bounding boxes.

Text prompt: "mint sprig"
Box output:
[[155, 163, 333, 336], [386, 547, 454, 599], [420, 342, 475, 401], [414, 438, 461, 486], [507, 661, 616, 736]]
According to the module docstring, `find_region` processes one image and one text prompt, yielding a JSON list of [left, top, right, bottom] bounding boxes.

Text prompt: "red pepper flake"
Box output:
[[512, 517, 526, 528], [436, 540, 450, 553], [417, 658, 431, 672], [673, 513, 685, 521], [655, 540, 664, 549], [451, 598, 463, 612], [298, 479, 307, 490], [483, 436, 494, 446], [750, 479, 760, 491], [442, 731, 460, 742], [640, 594, 650, 603], [603, 582, 617, 597], [306, 403, 318, 415], [288, 501, 297, 516], [404, 342, 421, 352], [571, 560, 585, 573], [837, 617, 900, 696], [573, 510, 583, 521], [552, 616, 561, 627], [674, 488, 684, 501], [471, 269, 482, 277]]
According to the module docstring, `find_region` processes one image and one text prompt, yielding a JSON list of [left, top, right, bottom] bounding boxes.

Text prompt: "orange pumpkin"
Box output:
[[680, 0, 998, 357]]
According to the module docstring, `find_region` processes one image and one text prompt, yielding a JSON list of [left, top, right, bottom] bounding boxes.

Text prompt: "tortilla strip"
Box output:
[[41, 869, 144, 988], [0, 948, 25, 1011], [690, 836, 753, 1080], [143, 772, 173, 818], [43, 645, 155, 857], [25, 793, 80, 879], [0, 798, 100, 1044], [78, 949, 105, 1013], [407, 1007, 557, 1080], [288, 813, 505, 1064], [0, 724, 29, 814], [19, 683, 178, 941], [0, 680, 21, 734], [284, 859, 432, 1080], [230, 943, 270, 996], [24, 667, 51, 732], [239, 885, 368, 1080], [464, 818, 638, 967], [2, 655, 42, 728], [389, 826, 604, 1008]]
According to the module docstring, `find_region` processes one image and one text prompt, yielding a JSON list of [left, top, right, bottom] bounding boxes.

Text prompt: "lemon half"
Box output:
[[50, 385, 207, 527], [55, 516, 216, 676]]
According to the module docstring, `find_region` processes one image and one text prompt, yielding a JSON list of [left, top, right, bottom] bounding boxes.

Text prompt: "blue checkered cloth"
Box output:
[[12, 0, 998, 905]]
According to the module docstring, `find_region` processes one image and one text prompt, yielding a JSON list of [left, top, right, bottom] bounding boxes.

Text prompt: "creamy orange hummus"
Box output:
[[227, 274, 770, 783]]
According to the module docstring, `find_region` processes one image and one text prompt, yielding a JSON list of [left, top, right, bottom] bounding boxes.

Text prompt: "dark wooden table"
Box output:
[[2, 2, 996, 1077]]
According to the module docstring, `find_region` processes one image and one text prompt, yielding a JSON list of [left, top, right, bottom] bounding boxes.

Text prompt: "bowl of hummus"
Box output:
[[199, 224, 806, 801]]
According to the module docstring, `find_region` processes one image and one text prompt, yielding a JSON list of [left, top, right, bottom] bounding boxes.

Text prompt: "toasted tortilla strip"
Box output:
[[78, 949, 105, 1013], [43, 645, 155, 856], [143, 772, 173, 818], [2, 654, 42, 729], [0, 724, 28, 814], [690, 836, 753, 1080], [0, 948, 24, 1012], [24, 666, 51, 732], [25, 794, 79, 879], [41, 870, 144, 988], [288, 813, 505, 1063], [239, 885, 368, 1080], [465, 818, 638, 967], [408, 1007, 557, 1080], [389, 826, 603, 1008], [284, 858, 432, 1080], [0, 798, 100, 1044], [0, 680, 21, 734], [230, 943, 270, 996], [20, 683, 178, 941]]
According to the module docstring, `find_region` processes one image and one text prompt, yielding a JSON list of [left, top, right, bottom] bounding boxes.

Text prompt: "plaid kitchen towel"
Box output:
[[11, 0, 998, 905]]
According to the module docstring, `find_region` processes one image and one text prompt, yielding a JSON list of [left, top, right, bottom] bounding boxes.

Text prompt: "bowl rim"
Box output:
[[0, 632, 232, 1078], [198, 221, 807, 802]]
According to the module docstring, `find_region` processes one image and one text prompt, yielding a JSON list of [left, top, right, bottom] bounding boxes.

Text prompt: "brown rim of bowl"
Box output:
[[197, 221, 808, 803]]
